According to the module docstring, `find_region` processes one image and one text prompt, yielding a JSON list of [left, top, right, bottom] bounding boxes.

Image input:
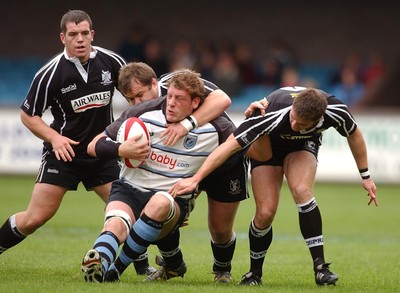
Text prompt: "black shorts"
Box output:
[[199, 152, 249, 203], [36, 149, 120, 190], [251, 138, 320, 170], [108, 179, 189, 226]]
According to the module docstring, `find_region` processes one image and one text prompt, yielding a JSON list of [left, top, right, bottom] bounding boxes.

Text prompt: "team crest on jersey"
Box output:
[[183, 134, 197, 149], [304, 140, 317, 152], [101, 70, 113, 85], [229, 179, 241, 195]]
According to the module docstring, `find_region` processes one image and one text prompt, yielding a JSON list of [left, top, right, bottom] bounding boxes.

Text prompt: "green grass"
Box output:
[[0, 175, 399, 292]]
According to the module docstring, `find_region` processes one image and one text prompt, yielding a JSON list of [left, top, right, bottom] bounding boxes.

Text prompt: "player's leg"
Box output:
[[0, 149, 80, 255], [208, 199, 239, 283], [113, 192, 184, 281], [239, 164, 282, 286], [92, 182, 112, 203], [145, 228, 187, 281], [284, 150, 338, 286], [143, 197, 188, 281], [0, 182, 66, 255], [81, 200, 134, 282], [86, 158, 121, 203], [87, 158, 154, 275]]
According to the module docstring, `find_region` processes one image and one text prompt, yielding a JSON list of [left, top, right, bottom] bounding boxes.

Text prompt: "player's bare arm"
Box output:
[[346, 127, 378, 206], [161, 89, 231, 146], [20, 110, 79, 162], [169, 134, 242, 197]]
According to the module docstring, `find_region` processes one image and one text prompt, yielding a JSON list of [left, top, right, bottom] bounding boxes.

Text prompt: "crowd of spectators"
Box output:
[[0, 23, 387, 109], [115, 23, 386, 109]]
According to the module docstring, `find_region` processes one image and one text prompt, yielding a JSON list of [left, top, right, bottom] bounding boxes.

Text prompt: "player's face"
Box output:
[[289, 109, 317, 132], [125, 79, 158, 106], [60, 21, 94, 63], [166, 85, 200, 123]]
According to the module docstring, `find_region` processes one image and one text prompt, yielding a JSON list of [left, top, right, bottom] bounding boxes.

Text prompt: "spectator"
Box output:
[[235, 43, 259, 85], [143, 36, 169, 77], [267, 37, 297, 71], [330, 66, 365, 108], [116, 23, 147, 62], [169, 37, 196, 71], [280, 67, 300, 87], [260, 56, 281, 87], [211, 49, 242, 96], [362, 52, 386, 88]]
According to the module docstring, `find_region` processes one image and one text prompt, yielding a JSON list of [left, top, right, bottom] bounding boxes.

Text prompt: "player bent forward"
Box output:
[[169, 86, 378, 286], [81, 70, 269, 282]]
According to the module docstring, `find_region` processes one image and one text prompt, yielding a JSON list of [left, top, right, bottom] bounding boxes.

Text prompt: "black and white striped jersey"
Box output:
[[21, 46, 126, 158], [234, 86, 358, 148]]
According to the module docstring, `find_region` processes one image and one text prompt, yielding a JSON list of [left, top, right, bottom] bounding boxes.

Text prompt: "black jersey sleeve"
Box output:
[[21, 54, 63, 116], [325, 95, 358, 137]]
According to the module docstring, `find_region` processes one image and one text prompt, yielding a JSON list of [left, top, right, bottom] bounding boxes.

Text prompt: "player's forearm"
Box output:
[[20, 110, 59, 143], [347, 128, 369, 170], [191, 89, 231, 126], [87, 133, 108, 157], [193, 135, 242, 182]]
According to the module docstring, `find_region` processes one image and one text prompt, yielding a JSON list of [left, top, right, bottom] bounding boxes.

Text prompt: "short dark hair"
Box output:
[[292, 88, 328, 122], [60, 10, 93, 33], [118, 62, 157, 96]]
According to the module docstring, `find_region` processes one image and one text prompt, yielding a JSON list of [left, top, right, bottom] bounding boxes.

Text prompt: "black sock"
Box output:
[[0, 215, 26, 254], [211, 233, 236, 272], [156, 229, 183, 269], [132, 252, 150, 273], [297, 198, 325, 268], [249, 220, 273, 277]]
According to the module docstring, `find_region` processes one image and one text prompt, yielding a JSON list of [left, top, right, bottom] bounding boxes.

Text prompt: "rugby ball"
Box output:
[[116, 117, 150, 168]]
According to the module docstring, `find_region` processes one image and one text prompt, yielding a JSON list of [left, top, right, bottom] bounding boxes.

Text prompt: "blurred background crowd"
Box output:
[[114, 24, 387, 110], [1, 1, 399, 111]]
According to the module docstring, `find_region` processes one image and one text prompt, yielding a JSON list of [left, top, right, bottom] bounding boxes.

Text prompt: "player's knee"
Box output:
[[104, 209, 132, 235], [209, 219, 233, 241], [291, 184, 312, 200], [257, 206, 276, 222], [18, 213, 50, 235], [151, 191, 176, 222], [212, 232, 236, 247], [211, 229, 233, 243]]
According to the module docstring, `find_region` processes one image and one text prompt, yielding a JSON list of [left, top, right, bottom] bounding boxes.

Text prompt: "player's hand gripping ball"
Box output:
[[117, 117, 150, 168]]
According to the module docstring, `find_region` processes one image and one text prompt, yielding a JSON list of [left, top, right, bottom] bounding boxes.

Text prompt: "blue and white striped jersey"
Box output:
[[105, 97, 235, 195]]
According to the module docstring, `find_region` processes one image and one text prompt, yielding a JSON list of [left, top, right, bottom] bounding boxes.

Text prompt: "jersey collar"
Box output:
[[63, 47, 97, 83]]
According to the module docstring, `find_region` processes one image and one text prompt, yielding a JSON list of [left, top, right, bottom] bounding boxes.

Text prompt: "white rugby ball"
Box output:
[[116, 117, 150, 168]]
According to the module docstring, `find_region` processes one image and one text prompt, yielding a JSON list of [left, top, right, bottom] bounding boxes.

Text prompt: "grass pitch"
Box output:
[[0, 175, 398, 292]]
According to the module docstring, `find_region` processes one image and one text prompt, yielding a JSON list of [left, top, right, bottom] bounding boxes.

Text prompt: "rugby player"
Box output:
[[170, 86, 378, 286]]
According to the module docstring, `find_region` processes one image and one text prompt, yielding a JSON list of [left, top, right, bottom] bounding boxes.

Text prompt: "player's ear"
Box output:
[[60, 33, 66, 45], [192, 96, 201, 110]]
